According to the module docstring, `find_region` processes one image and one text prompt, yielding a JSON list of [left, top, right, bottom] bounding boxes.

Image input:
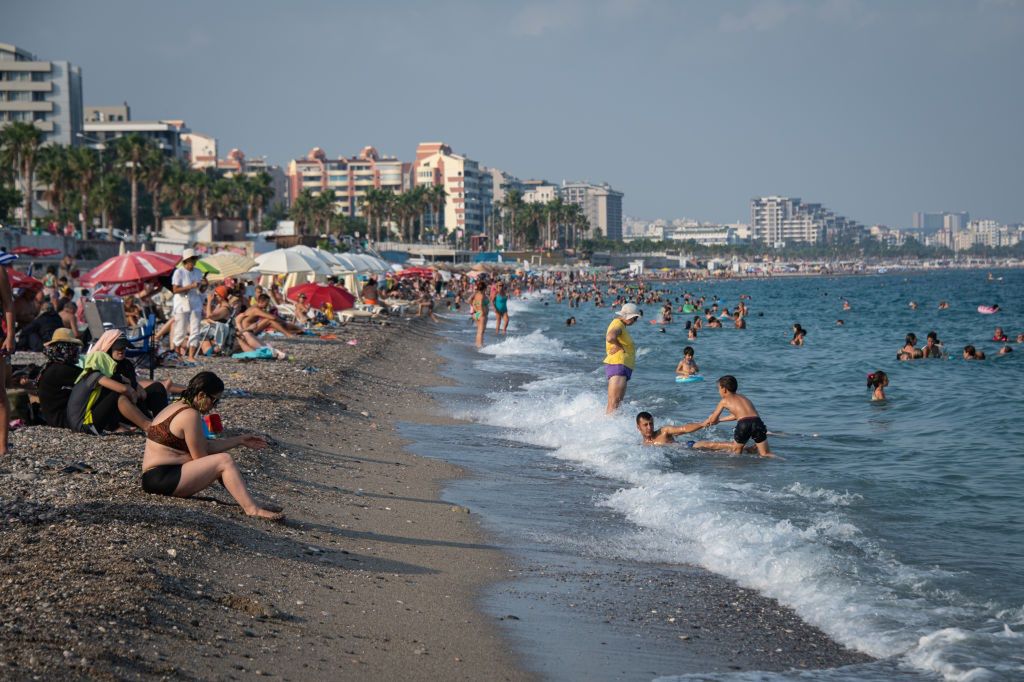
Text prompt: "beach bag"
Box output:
[[65, 371, 105, 433]]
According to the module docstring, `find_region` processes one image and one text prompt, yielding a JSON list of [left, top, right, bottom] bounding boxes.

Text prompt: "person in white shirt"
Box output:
[[171, 249, 206, 362]]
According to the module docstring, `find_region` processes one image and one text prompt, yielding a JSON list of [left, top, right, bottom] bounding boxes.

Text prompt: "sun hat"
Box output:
[[616, 303, 642, 320], [45, 328, 83, 346], [181, 248, 198, 262], [110, 336, 131, 351]]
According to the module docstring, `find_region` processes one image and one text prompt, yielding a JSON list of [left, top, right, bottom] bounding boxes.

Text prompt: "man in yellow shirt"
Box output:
[[604, 303, 640, 414]]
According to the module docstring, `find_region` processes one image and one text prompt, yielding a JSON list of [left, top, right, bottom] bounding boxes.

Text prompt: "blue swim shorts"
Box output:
[[605, 364, 633, 381]]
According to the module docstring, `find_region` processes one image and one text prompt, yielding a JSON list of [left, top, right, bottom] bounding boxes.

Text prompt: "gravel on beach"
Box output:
[[0, 318, 528, 681]]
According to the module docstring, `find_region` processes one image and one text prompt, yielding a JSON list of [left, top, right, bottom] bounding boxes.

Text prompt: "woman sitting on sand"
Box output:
[[141, 371, 282, 521]]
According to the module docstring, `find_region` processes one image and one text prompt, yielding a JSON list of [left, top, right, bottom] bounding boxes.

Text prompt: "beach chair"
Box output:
[[337, 308, 380, 323]]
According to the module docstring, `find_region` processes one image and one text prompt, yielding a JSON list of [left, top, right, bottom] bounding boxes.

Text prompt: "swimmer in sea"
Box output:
[[867, 370, 888, 401], [963, 345, 986, 360], [898, 333, 922, 360], [993, 327, 1008, 342], [922, 331, 945, 359], [675, 346, 698, 377], [791, 323, 806, 346], [635, 411, 705, 445], [998, 345, 1013, 355]]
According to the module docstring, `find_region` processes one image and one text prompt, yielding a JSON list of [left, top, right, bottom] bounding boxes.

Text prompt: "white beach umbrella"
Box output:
[[285, 245, 337, 273], [255, 249, 331, 275], [330, 253, 361, 272]]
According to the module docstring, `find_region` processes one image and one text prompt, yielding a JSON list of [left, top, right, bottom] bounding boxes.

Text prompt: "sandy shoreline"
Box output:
[[0, 318, 531, 680]]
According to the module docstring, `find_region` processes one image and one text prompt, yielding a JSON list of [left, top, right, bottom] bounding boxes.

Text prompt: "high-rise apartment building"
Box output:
[[486, 167, 523, 205], [411, 142, 492, 236], [750, 196, 861, 245], [912, 211, 969, 232], [287, 146, 408, 218], [562, 181, 624, 241], [0, 42, 83, 146]]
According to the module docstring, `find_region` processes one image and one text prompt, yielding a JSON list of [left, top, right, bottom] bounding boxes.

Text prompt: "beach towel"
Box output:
[[232, 347, 276, 360]]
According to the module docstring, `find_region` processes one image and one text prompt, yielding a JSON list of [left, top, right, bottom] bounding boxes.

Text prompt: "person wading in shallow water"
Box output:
[[604, 303, 640, 414]]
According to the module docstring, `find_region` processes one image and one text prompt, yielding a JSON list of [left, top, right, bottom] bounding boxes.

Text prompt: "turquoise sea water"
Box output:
[[429, 269, 1023, 680]]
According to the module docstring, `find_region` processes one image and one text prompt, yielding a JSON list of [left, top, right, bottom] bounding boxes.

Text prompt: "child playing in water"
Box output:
[[675, 346, 698, 377], [963, 345, 986, 360], [697, 375, 774, 458], [791, 323, 806, 346], [635, 411, 705, 445], [867, 370, 888, 400]]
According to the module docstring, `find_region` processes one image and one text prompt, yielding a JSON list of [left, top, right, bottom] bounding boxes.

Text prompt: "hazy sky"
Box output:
[[7, 0, 1024, 226]]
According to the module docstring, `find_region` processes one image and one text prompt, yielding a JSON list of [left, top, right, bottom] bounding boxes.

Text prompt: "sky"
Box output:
[[7, 0, 1024, 227]]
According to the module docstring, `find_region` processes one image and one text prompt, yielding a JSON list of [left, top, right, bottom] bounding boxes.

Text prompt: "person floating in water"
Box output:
[[675, 346, 698, 377], [635, 411, 705, 445], [992, 327, 1008, 342], [867, 370, 888, 401], [898, 333, 923, 360], [698, 375, 775, 458]]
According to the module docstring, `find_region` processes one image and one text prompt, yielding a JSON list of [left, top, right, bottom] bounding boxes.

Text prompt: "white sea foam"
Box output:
[[478, 329, 583, 359], [464, 371, 1024, 680]]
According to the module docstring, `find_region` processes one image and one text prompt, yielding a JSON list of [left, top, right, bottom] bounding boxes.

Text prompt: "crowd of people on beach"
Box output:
[[0, 246, 464, 522]]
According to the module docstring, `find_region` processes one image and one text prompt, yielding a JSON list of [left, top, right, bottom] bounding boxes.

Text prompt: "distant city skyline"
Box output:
[[6, 0, 1024, 227]]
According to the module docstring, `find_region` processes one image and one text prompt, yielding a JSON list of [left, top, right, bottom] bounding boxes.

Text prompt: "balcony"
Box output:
[[0, 101, 53, 112], [0, 81, 52, 92]]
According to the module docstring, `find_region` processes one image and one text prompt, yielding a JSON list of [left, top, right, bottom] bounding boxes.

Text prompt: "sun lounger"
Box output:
[[338, 308, 380, 323]]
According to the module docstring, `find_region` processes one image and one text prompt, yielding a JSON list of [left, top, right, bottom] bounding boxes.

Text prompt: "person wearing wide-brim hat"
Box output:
[[171, 248, 206, 362], [604, 302, 641, 414], [36, 327, 85, 430]]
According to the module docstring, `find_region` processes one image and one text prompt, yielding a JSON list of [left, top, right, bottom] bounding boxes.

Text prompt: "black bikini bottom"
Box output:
[[141, 464, 182, 496]]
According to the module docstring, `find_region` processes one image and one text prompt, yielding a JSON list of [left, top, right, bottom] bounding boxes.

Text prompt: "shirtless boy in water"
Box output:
[[699, 375, 774, 458], [635, 411, 704, 445]]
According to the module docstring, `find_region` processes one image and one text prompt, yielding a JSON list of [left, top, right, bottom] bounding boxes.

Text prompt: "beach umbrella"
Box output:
[[255, 249, 331, 275], [397, 266, 435, 279], [201, 252, 257, 281], [286, 245, 337, 271], [93, 280, 148, 297], [5, 268, 44, 291], [80, 251, 180, 285], [285, 282, 355, 311]]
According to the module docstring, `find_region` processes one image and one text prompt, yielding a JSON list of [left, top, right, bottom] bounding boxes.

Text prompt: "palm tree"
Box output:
[[244, 171, 274, 229], [141, 146, 168, 236], [184, 168, 212, 216], [114, 134, 153, 240], [427, 183, 447, 242], [92, 173, 122, 239], [499, 189, 524, 250], [0, 122, 45, 229], [161, 160, 191, 216], [544, 197, 567, 249], [359, 189, 380, 244], [289, 189, 317, 235], [67, 145, 101, 238], [313, 190, 337, 235], [37, 145, 74, 230]]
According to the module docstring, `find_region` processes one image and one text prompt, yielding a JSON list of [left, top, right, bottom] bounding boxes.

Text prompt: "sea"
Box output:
[[400, 268, 1023, 681]]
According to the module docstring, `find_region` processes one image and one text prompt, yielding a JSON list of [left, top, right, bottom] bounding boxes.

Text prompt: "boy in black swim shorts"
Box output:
[[698, 375, 774, 458]]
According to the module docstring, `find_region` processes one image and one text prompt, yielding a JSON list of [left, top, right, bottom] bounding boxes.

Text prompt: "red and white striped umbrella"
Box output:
[[81, 252, 181, 285]]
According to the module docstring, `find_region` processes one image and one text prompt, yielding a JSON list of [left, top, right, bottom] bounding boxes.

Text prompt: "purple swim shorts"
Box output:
[[605, 364, 633, 380]]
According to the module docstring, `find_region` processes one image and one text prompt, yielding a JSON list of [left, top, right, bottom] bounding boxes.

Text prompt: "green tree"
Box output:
[[67, 145, 101, 237], [289, 189, 316, 235], [161, 160, 191, 216], [92, 173, 122, 239], [142, 146, 168, 235], [37, 145, 75, 228], [114, 134, 153, 240], [499, 189, 524, 249], [0, 121, 45, 228]]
